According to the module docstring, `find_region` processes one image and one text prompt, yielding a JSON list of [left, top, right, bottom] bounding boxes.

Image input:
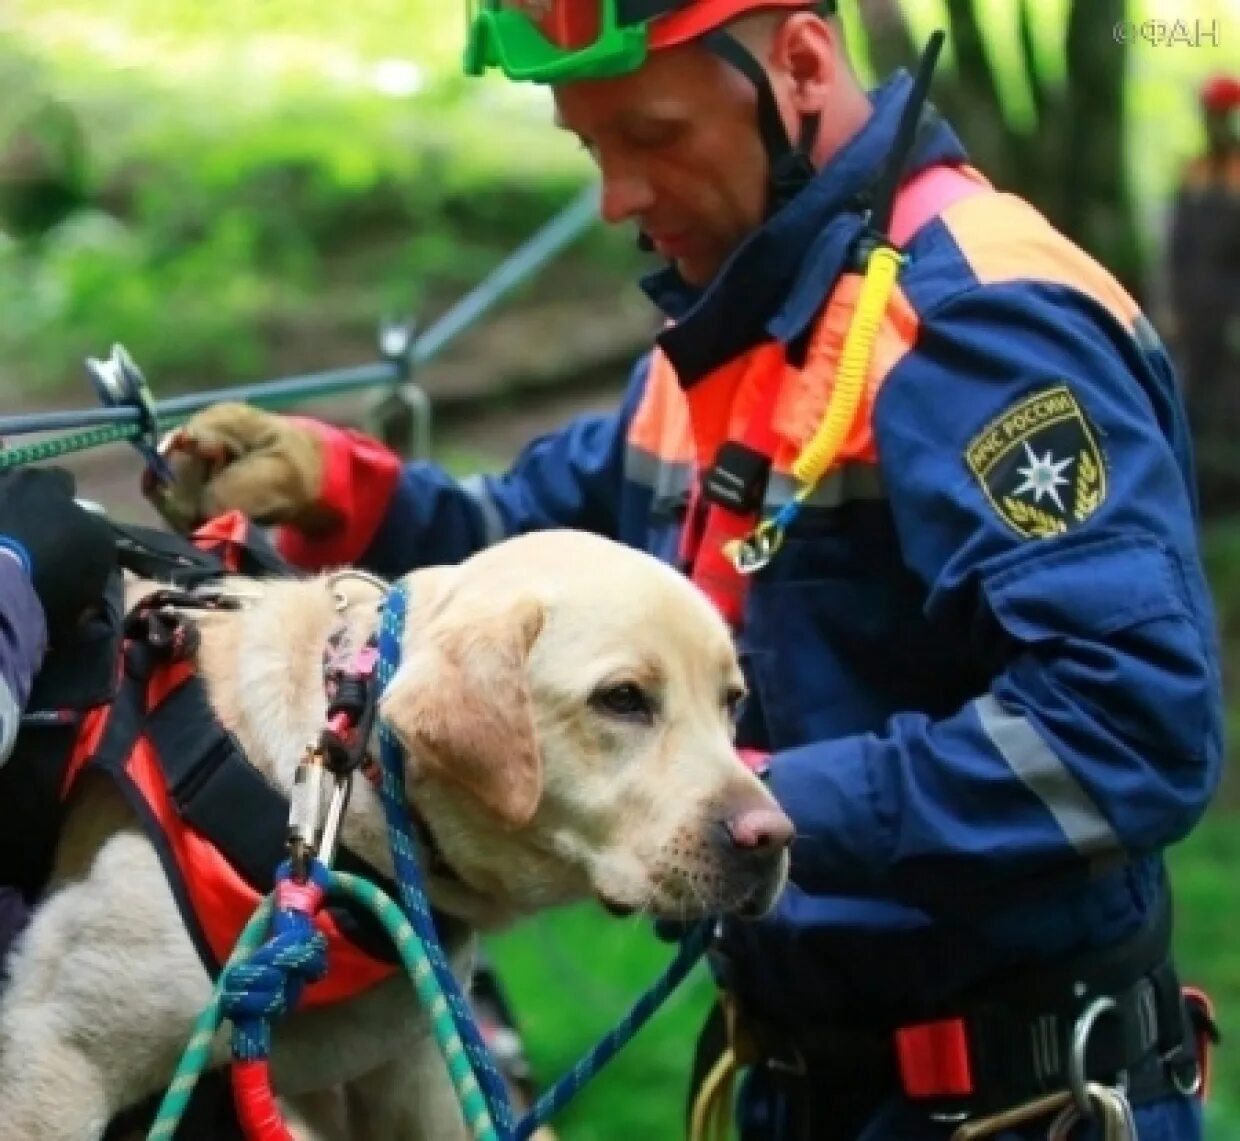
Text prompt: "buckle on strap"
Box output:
[[702, 441, 771, 514], [895, 966, 1201, 1115]]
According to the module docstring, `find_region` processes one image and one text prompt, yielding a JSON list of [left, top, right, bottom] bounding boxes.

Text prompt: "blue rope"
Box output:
[[514, 921, 712, 1138], [220, 860, 330, 1061], [376, 584, 714, 1139], [377, 585, 518, 1132]]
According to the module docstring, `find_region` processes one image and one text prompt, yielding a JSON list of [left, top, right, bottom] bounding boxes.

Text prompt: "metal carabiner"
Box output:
[[287, 745, 326, 882], [317, 770, 354, 870], [724, 525, 784, 576], [1047, 1081, 1137, 1141], [287, 745, 355, 880], [1069, 996, 1126, 1117]]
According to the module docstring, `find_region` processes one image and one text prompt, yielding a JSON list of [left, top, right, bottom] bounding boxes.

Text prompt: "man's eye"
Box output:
[[590, 682, 655, 724]]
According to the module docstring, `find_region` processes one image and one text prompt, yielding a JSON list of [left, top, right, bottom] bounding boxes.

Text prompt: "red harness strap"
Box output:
[[678, 363, 785, 629]]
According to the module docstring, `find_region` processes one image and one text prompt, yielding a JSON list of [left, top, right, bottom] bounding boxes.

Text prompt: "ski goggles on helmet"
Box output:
[[464, 1, 826, 84], [464, 0, 668, 83]]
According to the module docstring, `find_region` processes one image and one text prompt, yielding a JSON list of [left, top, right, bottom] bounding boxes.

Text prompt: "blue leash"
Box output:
[[223, 860, 330, 1063], [377, 583, 715, 1137], [514, 920, 712, 1138], [377, 584, 518, 1133]]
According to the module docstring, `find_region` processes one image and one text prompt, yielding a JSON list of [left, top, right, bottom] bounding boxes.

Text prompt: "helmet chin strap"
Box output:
[[634, 31, 817, 255], [699, 27, 820, 218], [634, 1, 835, 253]]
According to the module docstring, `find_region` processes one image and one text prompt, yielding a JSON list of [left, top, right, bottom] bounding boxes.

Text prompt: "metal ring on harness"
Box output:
[[325, 568, 391, 613], [1068, 996, 1126, 1116], [725, 525, 783, 576]]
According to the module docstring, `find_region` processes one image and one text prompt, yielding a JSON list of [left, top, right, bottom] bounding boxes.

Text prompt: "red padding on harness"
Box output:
[[190, 510, 253, 572], [232, 1059, 295, 1141], [895, 1018, 974, 1100]]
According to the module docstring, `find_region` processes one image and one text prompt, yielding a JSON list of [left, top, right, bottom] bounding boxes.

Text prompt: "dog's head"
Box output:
[[378, 530, 792, 929]]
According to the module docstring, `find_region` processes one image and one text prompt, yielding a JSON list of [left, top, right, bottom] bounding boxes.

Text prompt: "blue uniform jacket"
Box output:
[[351, 74, 1223, 1031]]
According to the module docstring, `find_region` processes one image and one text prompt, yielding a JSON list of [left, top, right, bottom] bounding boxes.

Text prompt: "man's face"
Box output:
[[553, 43, 770, 286]]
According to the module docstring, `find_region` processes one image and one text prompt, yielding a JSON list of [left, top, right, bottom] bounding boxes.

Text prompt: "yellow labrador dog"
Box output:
[[0, 529, 792, 1140]]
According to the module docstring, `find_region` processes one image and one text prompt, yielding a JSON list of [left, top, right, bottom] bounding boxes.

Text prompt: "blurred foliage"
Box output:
[[850, 0, 1238, 296], [0, 2, 629, 394], [1, 0, 1235, 397]]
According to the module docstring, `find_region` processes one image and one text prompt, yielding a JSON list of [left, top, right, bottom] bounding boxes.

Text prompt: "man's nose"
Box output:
[[598, 166, 655, 225]]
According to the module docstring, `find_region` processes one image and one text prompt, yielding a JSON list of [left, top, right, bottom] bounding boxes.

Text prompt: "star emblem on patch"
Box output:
[[965, 385, 1107, 539]]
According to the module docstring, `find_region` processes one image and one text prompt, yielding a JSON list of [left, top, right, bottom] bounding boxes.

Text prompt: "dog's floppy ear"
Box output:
[[380, 592, 544, 828]]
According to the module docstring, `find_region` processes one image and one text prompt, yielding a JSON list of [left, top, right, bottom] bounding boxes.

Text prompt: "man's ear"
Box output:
[[379, 592, 545, 829]]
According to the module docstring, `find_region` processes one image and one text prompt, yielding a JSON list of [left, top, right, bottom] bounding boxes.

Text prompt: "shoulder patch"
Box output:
[[965, 385, 1107, 539]]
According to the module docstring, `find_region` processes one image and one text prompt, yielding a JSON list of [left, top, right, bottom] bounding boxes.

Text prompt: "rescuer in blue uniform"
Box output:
[[150, 3, 1223, 1137]]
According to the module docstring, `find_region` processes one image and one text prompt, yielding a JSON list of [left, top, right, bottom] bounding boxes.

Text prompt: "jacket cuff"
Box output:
[[765, 736, 889, 892], [275, 420, 401, 571]]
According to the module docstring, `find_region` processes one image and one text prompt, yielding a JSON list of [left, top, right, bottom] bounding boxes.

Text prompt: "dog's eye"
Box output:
[[590, 682, 655, 724]]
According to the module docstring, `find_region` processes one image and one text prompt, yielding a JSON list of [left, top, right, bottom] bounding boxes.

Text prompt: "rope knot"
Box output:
[[221, 862, 332, 1061]]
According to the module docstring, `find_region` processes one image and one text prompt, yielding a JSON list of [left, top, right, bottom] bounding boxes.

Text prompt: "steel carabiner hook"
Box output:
[[85, 343, 173, 484]]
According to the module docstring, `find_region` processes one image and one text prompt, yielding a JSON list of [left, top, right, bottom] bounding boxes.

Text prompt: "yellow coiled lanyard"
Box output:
[[721, 239, 904, 576]]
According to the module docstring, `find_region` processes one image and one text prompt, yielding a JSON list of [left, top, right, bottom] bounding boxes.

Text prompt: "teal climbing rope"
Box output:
[[146, 868, 505, 1141]]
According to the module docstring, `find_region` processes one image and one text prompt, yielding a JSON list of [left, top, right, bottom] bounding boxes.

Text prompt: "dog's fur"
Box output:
[[0, 530, 792, 1140]]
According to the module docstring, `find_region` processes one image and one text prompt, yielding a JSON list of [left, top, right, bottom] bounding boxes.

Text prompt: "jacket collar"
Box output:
[[641, 71, 968, 388]]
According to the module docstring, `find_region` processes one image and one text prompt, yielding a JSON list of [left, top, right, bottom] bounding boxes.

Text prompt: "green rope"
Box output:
[[147, 872, 501, 1141], [146, 899, 273, 1141], [0, 423, 144, 470]]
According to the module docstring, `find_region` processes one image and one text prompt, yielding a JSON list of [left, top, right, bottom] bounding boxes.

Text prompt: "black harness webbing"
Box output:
[[86, 633, 404, 973], [111, 519, 294, 587]]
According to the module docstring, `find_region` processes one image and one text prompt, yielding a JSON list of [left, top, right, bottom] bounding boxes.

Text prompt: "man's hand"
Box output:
[[145, 403, 331, 534], [0, 467, 117, 638]]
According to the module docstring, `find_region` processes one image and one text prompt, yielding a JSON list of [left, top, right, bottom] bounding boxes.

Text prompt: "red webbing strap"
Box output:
[[680, 366, 785, 627], [231, 1060, 294, 1141], [894, 1017, 975, 1099]]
